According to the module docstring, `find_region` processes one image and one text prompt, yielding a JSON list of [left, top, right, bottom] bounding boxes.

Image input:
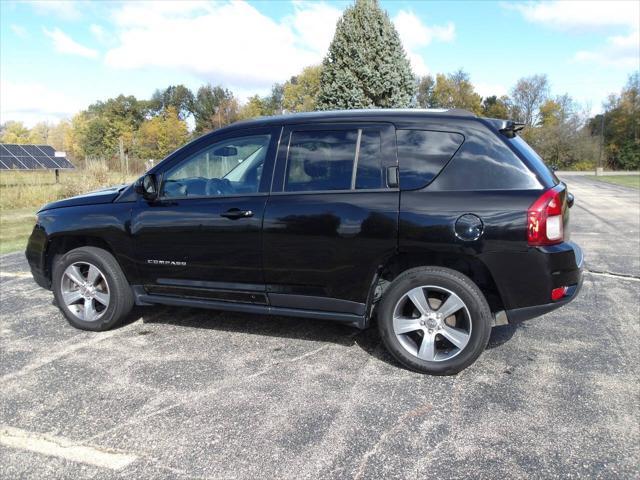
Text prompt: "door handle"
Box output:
[[220, 208, 254, 219]]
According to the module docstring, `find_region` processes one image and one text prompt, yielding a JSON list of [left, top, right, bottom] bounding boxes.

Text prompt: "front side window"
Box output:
[[285, 130, 358, 192], [162, 134, 270, 197]]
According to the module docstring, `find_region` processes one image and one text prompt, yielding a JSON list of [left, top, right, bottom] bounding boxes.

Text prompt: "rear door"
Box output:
[[262, 123, 399, 315]]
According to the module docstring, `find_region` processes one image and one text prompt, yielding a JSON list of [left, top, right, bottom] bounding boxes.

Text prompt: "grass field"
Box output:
[[593, 175, 640, 189], [0, 165, 136, 254], [0, 208, 36, 255]]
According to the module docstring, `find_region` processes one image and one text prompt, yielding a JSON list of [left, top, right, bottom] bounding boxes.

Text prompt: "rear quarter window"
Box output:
[[397, 130, 464, 190], [508, 136, 559, 187], [429, 124, 542, 191]]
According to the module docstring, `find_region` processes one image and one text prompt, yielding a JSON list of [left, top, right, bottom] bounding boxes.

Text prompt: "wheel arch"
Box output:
[[367, 252, 504, 323], [45, 235, 122, 283]]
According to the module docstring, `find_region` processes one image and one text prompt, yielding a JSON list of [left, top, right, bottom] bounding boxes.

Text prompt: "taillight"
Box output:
[[528, 185, 564, 246]]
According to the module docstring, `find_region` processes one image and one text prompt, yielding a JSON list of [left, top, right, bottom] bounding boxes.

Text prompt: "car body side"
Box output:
[[26, 110, 583, 329]]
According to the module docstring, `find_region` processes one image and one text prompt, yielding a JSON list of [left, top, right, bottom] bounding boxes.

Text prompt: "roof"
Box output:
[[0, 144, 74, 170], [231, 108, 477, 130]]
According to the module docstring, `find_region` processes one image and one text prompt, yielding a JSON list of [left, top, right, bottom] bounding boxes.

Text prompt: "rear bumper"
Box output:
[[505, 241, 584, 323]]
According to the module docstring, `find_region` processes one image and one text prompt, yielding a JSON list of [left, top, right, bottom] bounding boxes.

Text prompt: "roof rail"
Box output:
[[444, 108, 476, 117]]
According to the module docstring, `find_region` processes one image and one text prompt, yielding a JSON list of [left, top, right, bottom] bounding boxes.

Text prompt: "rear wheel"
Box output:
[[52, 246, 133, 331], [378, 267, 491, 375]]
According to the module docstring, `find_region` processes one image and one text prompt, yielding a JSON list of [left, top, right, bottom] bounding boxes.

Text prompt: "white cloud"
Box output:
[[0, 80, 86, 126], [10, 24, 29, 39], [505, 1, 639, 70], [103, 1, 454, 88], [392, 10, 455, 77], [43, 27, 98, 59], [287, 1, 342, 53], [90, 24, 108, 44], [104, 1, 327, 88], [393, 10, 455, 49], [474, 82, 508, 99], [505, 1, 639, 30], [574, 30, 640, 69], [27, 1, 82, 21]]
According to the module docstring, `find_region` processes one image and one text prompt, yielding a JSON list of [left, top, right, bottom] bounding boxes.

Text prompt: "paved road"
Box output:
[[1, 175, 638, 479]]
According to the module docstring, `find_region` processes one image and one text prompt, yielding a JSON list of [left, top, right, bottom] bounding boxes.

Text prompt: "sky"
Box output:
[[1, 0, 638, 127]]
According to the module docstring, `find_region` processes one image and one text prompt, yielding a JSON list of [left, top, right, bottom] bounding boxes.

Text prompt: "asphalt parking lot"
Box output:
[[1, 173, 638, 479]]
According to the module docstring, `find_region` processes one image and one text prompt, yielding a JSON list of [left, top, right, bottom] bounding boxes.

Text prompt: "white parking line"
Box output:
[[0, 426, 138, 470], [0, 271, 32, 279]]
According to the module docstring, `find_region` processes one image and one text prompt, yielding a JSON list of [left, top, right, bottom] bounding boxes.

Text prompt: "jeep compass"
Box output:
[[26, 109, 583, 375]]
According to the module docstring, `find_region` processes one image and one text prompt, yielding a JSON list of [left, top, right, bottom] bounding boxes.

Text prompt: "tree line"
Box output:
[[1, 0, 637, 171]]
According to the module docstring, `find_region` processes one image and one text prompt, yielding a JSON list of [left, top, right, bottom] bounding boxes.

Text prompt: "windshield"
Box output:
[[224, 145, 266, 182], [508, 135, 559, 187]]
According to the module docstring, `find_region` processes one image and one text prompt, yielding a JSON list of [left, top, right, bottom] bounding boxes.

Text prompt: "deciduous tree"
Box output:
[[481, 95, 510, 119], [510, 74, 549, 126], [416, 75, 436, 108], [431, 70, 482, 114], [283, 65, 322, 112], [135, 107, 189, 160], [0, 121, 30, 144]]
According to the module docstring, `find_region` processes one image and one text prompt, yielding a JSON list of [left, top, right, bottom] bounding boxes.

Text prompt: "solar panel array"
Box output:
[[0, 144, 75, 170]]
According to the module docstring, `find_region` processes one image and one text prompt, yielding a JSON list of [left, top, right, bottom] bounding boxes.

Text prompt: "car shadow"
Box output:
[[134, 305, 361, 347], [128, 306, 520, 368]]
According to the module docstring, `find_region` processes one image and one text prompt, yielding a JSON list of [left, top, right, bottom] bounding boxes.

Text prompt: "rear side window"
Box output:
[[397, 130, 464, 190], [284, 128, 386, 192], [285, 130, 358, 192]]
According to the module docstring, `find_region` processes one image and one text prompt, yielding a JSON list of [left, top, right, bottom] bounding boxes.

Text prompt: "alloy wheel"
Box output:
[[60, 261, 110, 322], [392, 285, 472, 362]]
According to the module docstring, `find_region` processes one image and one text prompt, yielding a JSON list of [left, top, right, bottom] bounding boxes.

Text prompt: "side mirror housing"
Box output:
[[135, 173, 159, 201]]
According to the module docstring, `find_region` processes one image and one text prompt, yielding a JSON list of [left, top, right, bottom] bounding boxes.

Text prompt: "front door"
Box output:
[[131, 127, 280, 303]]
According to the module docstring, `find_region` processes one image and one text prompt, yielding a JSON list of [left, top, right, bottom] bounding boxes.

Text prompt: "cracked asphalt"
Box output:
[[1, 174, 638, 479]]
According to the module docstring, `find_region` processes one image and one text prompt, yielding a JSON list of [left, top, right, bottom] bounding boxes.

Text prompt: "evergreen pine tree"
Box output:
[[316, 0, 415, 110]]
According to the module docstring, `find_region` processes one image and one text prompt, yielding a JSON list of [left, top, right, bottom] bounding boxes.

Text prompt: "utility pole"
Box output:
[[119, 137, 126, 182], [597, 111, 605, 176]]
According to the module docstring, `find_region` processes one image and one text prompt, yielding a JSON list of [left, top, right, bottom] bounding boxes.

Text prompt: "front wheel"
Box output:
[[52, 246, 134, 331], [377, 267, 492, 375]]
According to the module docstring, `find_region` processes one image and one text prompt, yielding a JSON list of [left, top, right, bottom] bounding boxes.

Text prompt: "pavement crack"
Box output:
[[585, 269, 640, 282], [353, 403, 433, 480]]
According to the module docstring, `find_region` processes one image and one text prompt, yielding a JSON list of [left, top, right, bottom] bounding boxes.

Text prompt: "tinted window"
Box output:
[[431, 125, 542, 191], [355, 130, 384, 189], [162, 134, 270, 197], [397, 130, 464, 190], [508, 136, 559, 187], [285, 130, 357, 192]]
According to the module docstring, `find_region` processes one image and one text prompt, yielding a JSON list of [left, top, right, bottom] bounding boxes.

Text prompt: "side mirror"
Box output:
[[135, 173, 159, 201]]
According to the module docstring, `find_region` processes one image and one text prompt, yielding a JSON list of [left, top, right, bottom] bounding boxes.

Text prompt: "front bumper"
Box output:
[[505, 241, 584, 323], [25, 224, 51, 289]]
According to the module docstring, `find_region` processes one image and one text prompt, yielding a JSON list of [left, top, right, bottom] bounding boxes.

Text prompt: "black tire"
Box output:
[[377, 267, 491, 375], [52, 246, 134, 331]]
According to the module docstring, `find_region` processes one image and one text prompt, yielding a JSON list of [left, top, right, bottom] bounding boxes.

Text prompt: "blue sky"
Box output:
[[1, 0, 638, 126]]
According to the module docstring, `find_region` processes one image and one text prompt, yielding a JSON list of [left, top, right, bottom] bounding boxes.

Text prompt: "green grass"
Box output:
[[0, 166, 138, 255], [593, 175, 640, 189], [0, 207, 37, 254]]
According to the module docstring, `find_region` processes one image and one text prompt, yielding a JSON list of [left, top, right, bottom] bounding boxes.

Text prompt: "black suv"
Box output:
[[26, 109, 583, 375]]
